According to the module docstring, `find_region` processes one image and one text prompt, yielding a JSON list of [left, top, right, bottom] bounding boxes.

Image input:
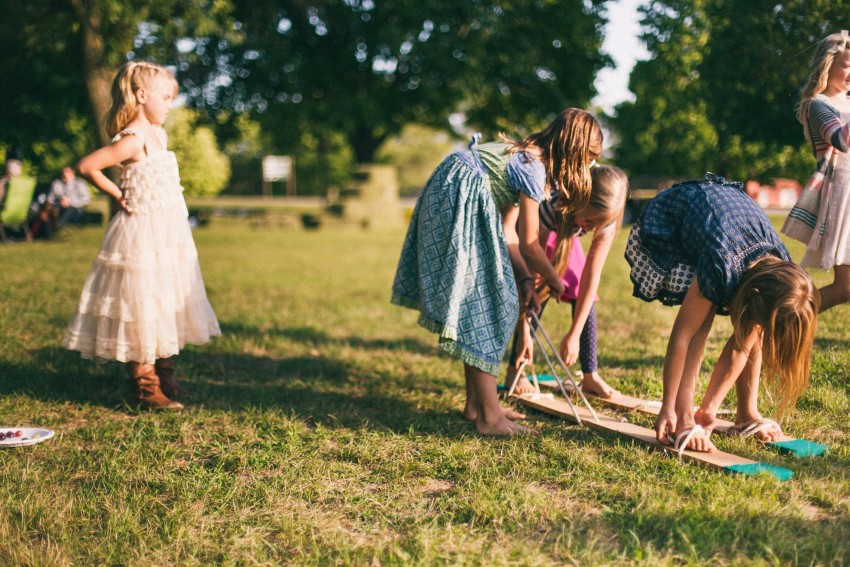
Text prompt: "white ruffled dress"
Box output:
[[63, 127, 221, 363]]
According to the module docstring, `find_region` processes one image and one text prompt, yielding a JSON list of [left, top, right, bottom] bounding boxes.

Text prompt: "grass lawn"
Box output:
[[1, 218, 848, 565]]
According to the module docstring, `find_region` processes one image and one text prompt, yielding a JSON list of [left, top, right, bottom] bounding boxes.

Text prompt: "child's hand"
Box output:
[[519, 279, 541, 314], [117, 196, 133, 214], [559, 331, 580, 365], [655, 407, 677, 445], [693, 407, 717, 435], [550, 280, 566, 303]]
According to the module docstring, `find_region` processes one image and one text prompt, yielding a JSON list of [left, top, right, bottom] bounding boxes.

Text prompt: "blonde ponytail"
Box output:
[[105, 61, 174, 137]]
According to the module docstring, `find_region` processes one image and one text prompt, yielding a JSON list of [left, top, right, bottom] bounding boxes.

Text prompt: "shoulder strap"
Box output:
[[112, 129, 148, 156]]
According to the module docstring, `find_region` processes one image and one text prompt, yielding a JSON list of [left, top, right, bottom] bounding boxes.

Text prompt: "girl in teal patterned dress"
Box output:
[[392, 109, 602, 436]]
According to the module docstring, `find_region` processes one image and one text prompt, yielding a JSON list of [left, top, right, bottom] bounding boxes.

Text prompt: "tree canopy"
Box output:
[[176, 0, 609, 163], [612, 0, 850, 182]]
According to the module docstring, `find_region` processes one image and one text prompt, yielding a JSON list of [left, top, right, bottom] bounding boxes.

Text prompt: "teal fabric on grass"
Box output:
[[725, 463, 794, 481], [391, 148, 519, 376]]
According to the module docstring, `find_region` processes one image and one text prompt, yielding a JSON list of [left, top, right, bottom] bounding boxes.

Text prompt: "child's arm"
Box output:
[[697, 326, 762, 422], [559, 224, 616, 365], [655, 280, 715, 443], [76, 135, 145, 210], [810, 98, 850, 152], [518, 194, 565, 295], [502, 205, 539, 313]]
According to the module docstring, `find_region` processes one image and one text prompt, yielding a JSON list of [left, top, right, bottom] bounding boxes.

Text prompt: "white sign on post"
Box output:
[[261, 156, 295, 197]]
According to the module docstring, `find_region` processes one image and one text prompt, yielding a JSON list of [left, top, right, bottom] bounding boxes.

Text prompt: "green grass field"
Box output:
[[1, 219, 849, 565]]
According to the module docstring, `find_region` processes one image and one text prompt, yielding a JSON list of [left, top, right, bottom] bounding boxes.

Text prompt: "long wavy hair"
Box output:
[[508, 108, 603, 273], [553, 165, 628, 277], [533, 166, 628, 303], [729, 256, 819, 416], [105, 61, 177, 137], [796, 30, 849, 140]]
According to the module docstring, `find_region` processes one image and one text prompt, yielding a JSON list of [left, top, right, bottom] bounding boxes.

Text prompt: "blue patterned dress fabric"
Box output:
[[626, 174, 790, 314], [392, 140, 539, 375]]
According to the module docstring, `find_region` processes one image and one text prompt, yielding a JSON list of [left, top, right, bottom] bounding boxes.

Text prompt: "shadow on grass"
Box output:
[[607, 500, 849, 563], [6, 346, 470, 437], [219, 322, 438, 356], [813, 336, 850, 353], [598, 352, 666, 371]]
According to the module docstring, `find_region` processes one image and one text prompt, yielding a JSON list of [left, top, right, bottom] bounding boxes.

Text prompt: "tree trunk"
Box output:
[[350, 126, 387, 164], [70, 0, 112, 147]]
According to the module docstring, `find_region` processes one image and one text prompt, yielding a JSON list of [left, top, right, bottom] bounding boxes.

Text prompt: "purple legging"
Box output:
[[508, 299, 598, 374]]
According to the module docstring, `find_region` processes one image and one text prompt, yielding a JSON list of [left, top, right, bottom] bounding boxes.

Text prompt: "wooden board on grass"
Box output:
[[535, 374, 828, 458], [516, 393, 794, 480]]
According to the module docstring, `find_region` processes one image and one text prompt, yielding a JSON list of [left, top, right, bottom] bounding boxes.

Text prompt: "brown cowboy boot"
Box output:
[[155, 357, 186, 400], [125, 362, 184, 410]]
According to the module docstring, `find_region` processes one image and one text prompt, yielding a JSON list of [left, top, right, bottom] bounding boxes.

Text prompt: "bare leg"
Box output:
[[733, 345, 782, 442], [463, 372, 478, 421], [465, 364, 531, 435], [504, 364, 535, 396], [465, 365, 527, 421], [817, 265, 850, 312], [674, 311, 715, 451]]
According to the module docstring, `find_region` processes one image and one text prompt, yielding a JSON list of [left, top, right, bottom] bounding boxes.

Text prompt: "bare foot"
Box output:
[[476, 415, 535, 436], [463, 406, 527, 421], [579, 372, 619, 399], [671, 424, 715, 453], [504, 366, 536, 396]]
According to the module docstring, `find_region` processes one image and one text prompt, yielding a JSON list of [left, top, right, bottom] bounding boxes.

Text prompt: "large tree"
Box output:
[[0, 0, 234, 176], [177, 0, 610, 163], [610, 0, 718, 178]]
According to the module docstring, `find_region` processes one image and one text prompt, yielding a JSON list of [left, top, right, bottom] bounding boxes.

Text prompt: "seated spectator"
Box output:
[[0, 158, 23, 206], [47, 166, 91, 231]]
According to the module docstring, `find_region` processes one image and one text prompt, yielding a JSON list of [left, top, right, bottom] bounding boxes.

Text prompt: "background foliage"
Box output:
[[165, 107, 231, 197], [612, 0, 850, 182], [1, 1, 849, 191]]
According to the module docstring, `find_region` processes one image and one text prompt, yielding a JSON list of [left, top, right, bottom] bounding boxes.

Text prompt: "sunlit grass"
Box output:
[[0, 218, 847, 564]]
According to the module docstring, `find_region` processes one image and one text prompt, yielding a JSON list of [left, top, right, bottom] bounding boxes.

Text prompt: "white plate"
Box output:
[[0, 427, 55, 447]]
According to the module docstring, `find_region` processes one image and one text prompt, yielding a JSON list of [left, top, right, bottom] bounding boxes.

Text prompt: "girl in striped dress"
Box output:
[[784, 30, 850, 311], [392, 109, 602, 436], [505, 166, 629, 399]]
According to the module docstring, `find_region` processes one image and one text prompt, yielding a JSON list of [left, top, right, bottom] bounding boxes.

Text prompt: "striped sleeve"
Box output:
[[809, 98, 850, 153], [539, 195, 560, 232]]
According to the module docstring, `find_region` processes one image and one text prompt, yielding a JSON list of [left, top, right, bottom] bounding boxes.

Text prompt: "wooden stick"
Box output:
[[516, 393, 794, 480], [533, 375, 828, 458]]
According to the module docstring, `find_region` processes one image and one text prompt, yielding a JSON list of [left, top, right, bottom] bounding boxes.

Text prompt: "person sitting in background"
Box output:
[[47, 166, 91, 230], [0, 158, 23, 206]]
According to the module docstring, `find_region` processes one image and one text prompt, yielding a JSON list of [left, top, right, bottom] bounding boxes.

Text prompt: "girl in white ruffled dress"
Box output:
[[63, 61, 220, 410]]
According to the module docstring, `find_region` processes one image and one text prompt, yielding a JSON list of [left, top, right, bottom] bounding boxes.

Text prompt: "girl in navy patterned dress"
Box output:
[[626, 174, 818, 453]]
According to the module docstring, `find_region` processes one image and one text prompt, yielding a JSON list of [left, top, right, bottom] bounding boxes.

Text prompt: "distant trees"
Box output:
[[0, 0, 233, 179], [612, 0, 850, 182], [174, 0, 610, 163], [8, 0, 849, 192], [165, 107, 231, 197]]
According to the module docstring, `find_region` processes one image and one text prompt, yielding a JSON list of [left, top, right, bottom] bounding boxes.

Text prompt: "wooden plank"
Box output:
[[534, 375, 828, 458], [516, 393, 793, 480]]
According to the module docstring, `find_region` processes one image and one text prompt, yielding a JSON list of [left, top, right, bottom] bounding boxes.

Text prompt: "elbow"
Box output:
[[76, 158, 97, 178], [75, 160, 90, 178]]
